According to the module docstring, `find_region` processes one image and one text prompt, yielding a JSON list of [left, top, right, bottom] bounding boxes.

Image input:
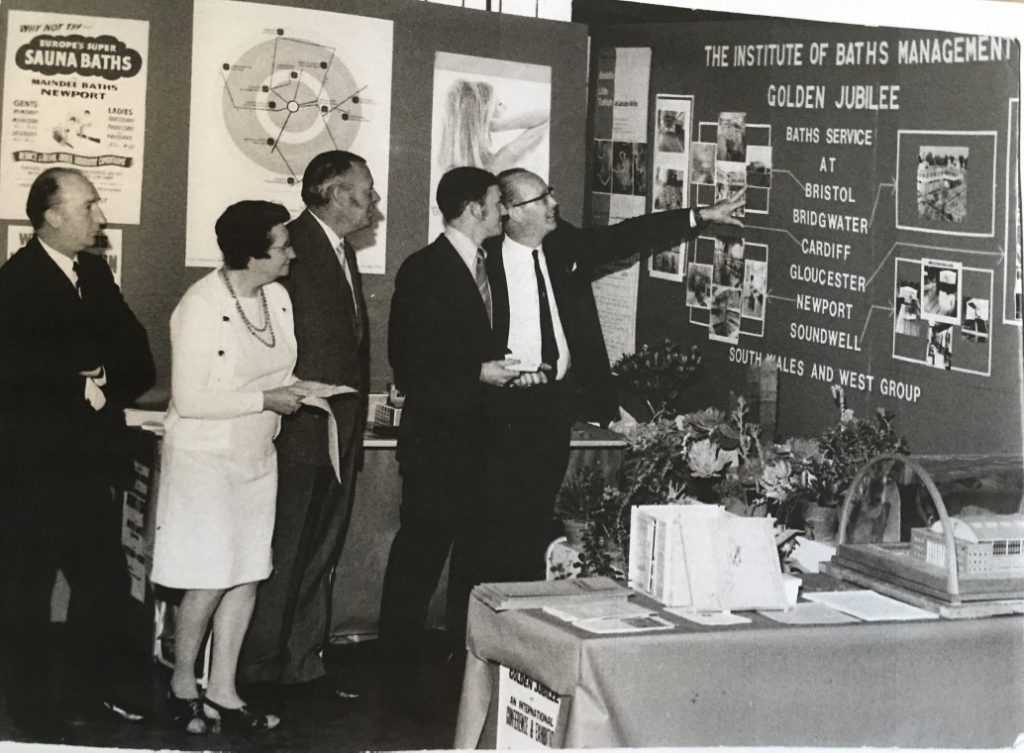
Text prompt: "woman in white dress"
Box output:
[[151, 201, 303, 735]]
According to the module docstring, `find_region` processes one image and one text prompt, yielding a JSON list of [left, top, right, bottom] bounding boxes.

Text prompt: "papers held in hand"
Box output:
[[473, 576, 631, 612], [293, 380, 358, 401]]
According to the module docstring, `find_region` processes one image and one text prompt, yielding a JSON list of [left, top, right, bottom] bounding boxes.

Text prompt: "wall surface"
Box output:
[[0, 0, 590, 398], [587, 17, 1023, 455]]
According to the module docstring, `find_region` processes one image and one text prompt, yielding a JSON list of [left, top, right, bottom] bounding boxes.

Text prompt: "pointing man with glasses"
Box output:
[[475, 167, 745, 586]]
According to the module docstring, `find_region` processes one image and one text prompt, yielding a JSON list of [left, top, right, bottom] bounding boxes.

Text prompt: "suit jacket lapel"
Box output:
[[342, 239, 365, 342], [484, 239, 510, 353]]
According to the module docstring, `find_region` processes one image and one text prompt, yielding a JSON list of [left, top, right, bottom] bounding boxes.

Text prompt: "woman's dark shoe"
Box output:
[[167, 692, 207, 735], [202, 696, 280, 734]]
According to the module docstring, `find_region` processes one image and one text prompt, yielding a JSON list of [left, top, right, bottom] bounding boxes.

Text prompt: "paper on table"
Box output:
[[666, 609, 751, 626], [543, 599, 654, 624], [789, 536, 836, 574], [574, 614, 675, 634], [804, 590, 939, 621], [758, 601, 860, 625]]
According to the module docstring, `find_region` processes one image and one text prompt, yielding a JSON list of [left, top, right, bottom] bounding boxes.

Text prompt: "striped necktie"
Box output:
[[72, 259, 82, 298], [475, 248, 492, 326]]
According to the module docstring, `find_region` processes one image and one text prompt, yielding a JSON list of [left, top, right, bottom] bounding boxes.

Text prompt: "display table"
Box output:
[[454, 583, 1024, 748], [330, 422, 626, 637]]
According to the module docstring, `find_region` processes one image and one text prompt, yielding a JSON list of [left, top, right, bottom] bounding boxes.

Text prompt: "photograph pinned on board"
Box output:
[[690, 142, 716, 185], [593, 139, 613, 194], [894, 279, 922, 337], [712, 235, 745, 288], [612, 141, 635, 194], [917, 145, 968, 223], [633, 143, 649, 196], [715, 161, 746, 218], [920, 259, 962, 325], [717, 111, 746, 162], [656, 107, 688, 153], [746, 145, 772, 188], [650, 245, 683, 281], [926, 322, 953, 369], [741, 259, 767, 319], [686, 262, 713, 308], [961, 296, 989, 342], [709, 287, 742, 343], [653, 168, 684, 211]]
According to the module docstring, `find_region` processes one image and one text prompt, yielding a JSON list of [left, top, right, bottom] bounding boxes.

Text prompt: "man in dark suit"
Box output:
[[0, 168, 155, 742], [379, 167, 523, 660], [477, 168, 744, 583], [239, 151, 376, 698]]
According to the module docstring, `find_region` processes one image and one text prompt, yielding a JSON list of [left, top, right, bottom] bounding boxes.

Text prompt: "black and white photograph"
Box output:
[[895, 280, 922, 337], [709, 287, 742, 343], [746, 144, 772, 188], [920, 259, 962, 325], [690, 142, 716, 184], [653, 167, 684, 210], [656, 107, 687, 152], [716, 111, 746, 162], [650, 245, 683, 280], [961, 296, 989, 342], [715, 161, 746, 218], [917, 145, 968, 223], [741, 259, 766, 319], [686, 262, 713, 308], [632, 142, 649, 196], [593, 139, 613, 194], [926, 322, 954, 369], [612, 140, 634, 194]]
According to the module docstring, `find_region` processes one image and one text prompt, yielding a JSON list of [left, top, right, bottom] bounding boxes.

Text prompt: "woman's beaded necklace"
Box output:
[[220, 268, 276, 348]]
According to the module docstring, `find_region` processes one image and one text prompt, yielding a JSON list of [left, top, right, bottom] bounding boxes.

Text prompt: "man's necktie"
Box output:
[[475, 249, 493, 326], [335, 242, 361, 332], [532, 249, 558, 368], [72, 259, 82, 298]]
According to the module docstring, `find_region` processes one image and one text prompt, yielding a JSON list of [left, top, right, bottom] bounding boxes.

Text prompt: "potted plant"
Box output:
[[553, 468, 615, 547], [785, 404, 910, 541]]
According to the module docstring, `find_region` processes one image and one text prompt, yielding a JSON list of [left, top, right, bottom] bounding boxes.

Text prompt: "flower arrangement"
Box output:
[[554, 387, 911, 579], [612, 339, 703, 417]]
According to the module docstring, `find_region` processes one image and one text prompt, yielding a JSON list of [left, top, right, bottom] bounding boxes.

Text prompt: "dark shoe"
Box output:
[[203, 696, 280, 734], [167, 691, 208, 734], [289, 675, 363, 702]]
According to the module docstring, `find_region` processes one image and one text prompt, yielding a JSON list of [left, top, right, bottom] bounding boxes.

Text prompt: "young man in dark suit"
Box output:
[[0, 168, 155, 743], [240, 151, 377, 698], [477, 168, 745, 584], [379, 166, 523, 660]]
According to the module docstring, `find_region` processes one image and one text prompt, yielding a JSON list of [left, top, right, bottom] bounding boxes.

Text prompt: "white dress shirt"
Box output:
[[443, 225, 482, 278], [501, 235, 570, 380], [310, 211, 359, 312], [39, 238, 78, 292]]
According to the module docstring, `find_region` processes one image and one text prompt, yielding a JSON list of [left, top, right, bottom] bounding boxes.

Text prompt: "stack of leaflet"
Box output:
[[473, 576, 631, 612]]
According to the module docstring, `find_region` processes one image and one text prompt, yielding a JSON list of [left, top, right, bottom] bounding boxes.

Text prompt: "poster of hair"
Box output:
[[0, 11, 149, 225], [185, 0, 393, 270], [429, 51, 550, 241]]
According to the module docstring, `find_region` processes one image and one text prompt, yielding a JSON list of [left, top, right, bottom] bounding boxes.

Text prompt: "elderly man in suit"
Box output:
[[477, 168, 744, 584], [240, 151, 377, 698], [379, 167, 525, 660], [0, 168, 155, 743]]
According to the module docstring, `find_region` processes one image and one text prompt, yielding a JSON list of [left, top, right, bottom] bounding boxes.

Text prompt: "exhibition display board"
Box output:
[[0, 0, 589, 393], [588, 18, 1022, 456]]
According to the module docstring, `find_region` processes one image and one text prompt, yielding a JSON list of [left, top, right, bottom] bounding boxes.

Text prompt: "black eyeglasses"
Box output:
[[508, 186, 554, 208]]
